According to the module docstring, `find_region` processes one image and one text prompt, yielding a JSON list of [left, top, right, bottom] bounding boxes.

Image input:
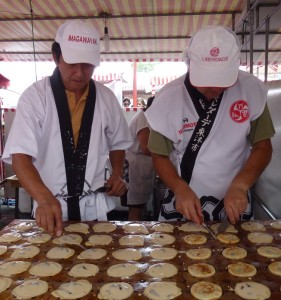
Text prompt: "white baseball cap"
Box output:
[[55, 20, 100, 66], [188, 26, 241, 87]]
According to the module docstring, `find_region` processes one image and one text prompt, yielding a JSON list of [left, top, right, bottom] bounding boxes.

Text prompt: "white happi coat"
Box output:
[[2, 76, 133, 221], [145, 70, 268, 205]]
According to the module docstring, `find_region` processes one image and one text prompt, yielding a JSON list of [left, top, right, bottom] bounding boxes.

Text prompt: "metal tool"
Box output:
[[216, 217, 231, 234], [94, 186, 111, 193], [202, 222, 217, 239]]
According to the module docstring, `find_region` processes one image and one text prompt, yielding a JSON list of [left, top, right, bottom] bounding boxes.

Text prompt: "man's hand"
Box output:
[[35, 196, 63, 237], [224, 184, 248, 224], [106, 175, 128, 197], [174, 182, 203, 224]]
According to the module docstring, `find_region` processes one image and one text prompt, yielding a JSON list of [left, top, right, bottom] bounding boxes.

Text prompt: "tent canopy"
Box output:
[[0, 0, 280, 67]]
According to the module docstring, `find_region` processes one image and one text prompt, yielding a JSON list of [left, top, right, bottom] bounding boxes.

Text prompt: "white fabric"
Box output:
[[145, 70, 268, 201], [2, 76, 132, 221], [126, 110, 155, 205]]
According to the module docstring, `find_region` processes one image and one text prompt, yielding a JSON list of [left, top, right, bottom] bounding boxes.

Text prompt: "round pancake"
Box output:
[[190, 281, 222, 300], [178, 223, 208, 233], [46, 246, 75, 259], [51, 279, 92, 299], [77, 248, 107, 260], [0, 277, 12, 293], [93, 222, 117, 233], [152, 223, 175, 233], [270, 221, 281, 230], [119, 235, 145, 246], [144, 282, 182, 300], [98, 282, 134, 300], [64, 223, 89, 234], [150, 233, 175, 245], [107, 263, 139, 278], [268, 261, 281, 276], [234, 281, 271, 300], [227, 262, 257, 277], [0, 232, 22, 243], [13, 221, 34, 232], [123, 223, 149, 234], [217, 233, 240, 244], [186, 248, 212, 260], [241, 221, 266, 232], [210, 222, 238, 233], [53, 233, 83, 245], [85, 234, 112, 246], [11, 245, 40, 259], [68, 263, 99, 277], [150, 247, 178, 260], [0, 261, 31, 276], [183, 234, 207, 245], [27, 233, 51, 244], [112, 248, 142, 261], [29, 261, 62, 277], [0, 245, 8, 256], [257, 246, 281, 258], [247, 232, 273, 244], [188, 263, 216, 278], [222, 246, 247, 259], [147, 263, 178, 278], [12, 279, 48, 299]]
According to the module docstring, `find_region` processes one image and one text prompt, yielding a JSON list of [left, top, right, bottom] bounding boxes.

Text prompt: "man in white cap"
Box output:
[[145, 26, 275, 225], [2, 20, 132, 236]]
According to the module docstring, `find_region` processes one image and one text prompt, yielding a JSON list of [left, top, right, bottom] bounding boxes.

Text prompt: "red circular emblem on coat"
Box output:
[[210, 47, 219, 57], [229, 100, 249, 123]]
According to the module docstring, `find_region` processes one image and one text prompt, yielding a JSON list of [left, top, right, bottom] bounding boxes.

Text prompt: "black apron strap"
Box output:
[[180, 74, 223, 184], [50, 67, 96, 221]]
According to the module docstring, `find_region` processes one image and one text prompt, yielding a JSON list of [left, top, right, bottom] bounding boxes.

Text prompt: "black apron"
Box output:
[[50, 67, 96, 221]]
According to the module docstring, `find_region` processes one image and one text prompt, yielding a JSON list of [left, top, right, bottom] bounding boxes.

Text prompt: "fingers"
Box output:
[[176, 198, 203, 225], [54, 209, 63, 237], [107, 177, 128, 197], [225, 199, 247, 224], [35, 205, 63, 237]]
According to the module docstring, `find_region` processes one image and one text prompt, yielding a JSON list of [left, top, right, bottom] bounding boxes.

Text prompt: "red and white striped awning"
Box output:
[[0, 0, 280, 66], [92, 73, 121, 83]]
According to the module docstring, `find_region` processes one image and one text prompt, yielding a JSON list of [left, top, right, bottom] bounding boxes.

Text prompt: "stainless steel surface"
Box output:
[[252, 190, 277, 220]]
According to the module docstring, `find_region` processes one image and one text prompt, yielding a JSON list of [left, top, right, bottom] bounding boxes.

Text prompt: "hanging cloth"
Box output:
[[50, 67, 96, 221]]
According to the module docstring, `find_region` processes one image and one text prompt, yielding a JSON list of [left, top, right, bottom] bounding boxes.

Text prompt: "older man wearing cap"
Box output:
[[2, 20, 132, 236], [145, 26, 275, 225]]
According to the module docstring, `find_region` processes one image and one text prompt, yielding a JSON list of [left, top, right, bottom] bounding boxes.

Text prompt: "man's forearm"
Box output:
[[109, 150, 125, 178]]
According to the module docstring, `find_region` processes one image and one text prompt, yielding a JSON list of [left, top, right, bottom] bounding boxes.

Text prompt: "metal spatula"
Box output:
[[216, 218, 231, 234], [202, 222, 217, 239]]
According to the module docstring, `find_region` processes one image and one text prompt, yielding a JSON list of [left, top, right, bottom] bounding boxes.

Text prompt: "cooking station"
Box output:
[[0, 219, 280, 299]]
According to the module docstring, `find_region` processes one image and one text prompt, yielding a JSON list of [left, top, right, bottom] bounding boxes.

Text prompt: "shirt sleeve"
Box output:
[[148, 129, 173, 156], [249, 103, 275, 145]]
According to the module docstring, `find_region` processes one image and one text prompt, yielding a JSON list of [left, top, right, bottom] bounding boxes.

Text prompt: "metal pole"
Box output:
[[264, 19, 270, 83]]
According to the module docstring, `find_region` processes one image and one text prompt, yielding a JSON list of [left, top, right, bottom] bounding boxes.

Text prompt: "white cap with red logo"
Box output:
[[55, 20, 100, 66], [187, 26, 241, 88]]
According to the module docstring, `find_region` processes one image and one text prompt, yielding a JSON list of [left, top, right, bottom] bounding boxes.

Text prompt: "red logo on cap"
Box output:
[[229, 100, 249, 123], [210, 47, 219, 57]]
